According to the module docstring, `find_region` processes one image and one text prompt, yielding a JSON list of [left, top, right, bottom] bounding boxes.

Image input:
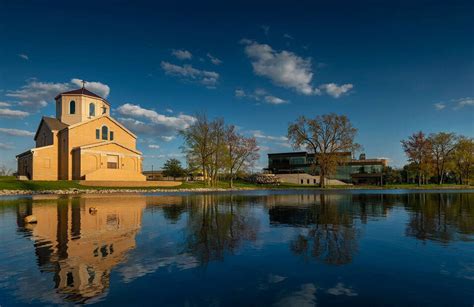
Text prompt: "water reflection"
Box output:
[[16, 195, 146, 303], [404, 193, 474, 243], [0, 191, 473, 305]]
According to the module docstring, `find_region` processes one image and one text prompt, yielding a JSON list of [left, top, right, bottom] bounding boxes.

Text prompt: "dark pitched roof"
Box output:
[[55, 88, 110, 105], [43, 116, 68, 131], [34, 117, 68, 140], [58, 88, 102, 99]]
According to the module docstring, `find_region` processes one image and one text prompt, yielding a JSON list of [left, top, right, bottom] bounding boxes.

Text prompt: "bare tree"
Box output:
[[401, 131, 432, 186], [287, 114, 359, 188], [0, 164, 13, 176], [428, 132, 457, 184], [207, 118, 226, 186], [225, 125, 259, 188], [180, 114, 214, 186]]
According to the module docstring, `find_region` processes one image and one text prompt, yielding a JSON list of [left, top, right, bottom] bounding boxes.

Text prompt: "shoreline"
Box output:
[[1, 185, 473, 196]]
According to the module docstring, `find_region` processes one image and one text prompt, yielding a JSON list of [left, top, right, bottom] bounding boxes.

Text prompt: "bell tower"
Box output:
[[55, 83, 110, 125]]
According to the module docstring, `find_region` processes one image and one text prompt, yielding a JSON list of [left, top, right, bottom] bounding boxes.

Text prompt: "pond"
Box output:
[[0, 190, 473, 306]]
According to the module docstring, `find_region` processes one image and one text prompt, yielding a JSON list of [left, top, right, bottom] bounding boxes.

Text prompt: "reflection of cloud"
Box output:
[[275, 283, 317, 307], [268, 274, 287, 284], [326, 283, 358, 296], [119, 253, 199, 283]]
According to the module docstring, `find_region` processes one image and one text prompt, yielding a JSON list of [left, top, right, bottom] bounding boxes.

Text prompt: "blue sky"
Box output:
[[0, 0, 473, 170]]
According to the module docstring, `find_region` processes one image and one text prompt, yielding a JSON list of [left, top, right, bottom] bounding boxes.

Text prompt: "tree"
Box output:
[[0, 164, 13, 176], [162, 158, 186, 180], [225, 125, 259, 188], [287, 114, 359, 188], [401, 131, 432, 186], [452, 136, 474, 185], [428, 132, 457, 184], [181, 114, 215, 186]]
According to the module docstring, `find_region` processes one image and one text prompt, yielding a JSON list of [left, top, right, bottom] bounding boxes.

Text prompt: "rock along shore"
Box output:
[[0, 188, 258, 196]]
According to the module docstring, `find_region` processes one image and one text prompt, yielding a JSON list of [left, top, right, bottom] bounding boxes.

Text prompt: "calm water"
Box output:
[[0, 190, 473, 306]]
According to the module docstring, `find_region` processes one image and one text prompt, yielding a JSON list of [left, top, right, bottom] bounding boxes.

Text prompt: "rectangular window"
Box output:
[[110, 131, 114, 141], [96, 129, 100, 139], [107, 155, 118, 169]]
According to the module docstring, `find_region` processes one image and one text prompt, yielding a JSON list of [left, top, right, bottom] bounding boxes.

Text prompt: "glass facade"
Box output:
[[268, 152, 386, 184]]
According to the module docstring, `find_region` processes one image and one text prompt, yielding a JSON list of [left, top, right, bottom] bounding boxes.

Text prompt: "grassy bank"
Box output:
[[0, 176, 472, 192]]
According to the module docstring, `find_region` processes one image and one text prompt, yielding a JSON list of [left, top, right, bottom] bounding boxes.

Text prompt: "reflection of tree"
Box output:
[[405, 193, 474, 243], [184, 194, 259, 265], [284, 194, 359, 265], [162, 203, 186, 223]]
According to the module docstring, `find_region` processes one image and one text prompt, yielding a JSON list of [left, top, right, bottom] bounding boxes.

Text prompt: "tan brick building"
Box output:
[[16, 87, 145, 181]]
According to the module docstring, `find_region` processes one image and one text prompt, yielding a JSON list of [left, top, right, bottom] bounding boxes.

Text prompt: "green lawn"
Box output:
[[0, 176, 472, 191]]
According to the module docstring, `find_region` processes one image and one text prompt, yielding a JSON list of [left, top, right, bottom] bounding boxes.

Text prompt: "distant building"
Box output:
[[142, 170, 164, 181], [266, 152, 388, 185], [16, 87, 145, 181]]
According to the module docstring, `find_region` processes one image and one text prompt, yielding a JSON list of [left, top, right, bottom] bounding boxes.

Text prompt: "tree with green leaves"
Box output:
[[287, 113, 359, 188], [401, 131, 432, 186], [162, 158, 186, 180], [428, 132, 457, 184], [451, 136, 474, 185]]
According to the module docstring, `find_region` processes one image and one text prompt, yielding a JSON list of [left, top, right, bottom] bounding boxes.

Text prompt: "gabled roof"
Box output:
[[67, 114, 137, 139], [55, 88, 110, 105], [34, 116, 69, 140]]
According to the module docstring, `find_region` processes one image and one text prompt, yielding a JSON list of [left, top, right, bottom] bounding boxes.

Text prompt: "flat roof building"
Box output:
[[266, 152, 388, 185]]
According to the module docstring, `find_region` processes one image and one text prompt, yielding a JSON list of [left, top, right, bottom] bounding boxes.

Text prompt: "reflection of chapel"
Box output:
[[16, 86, 145, 181]]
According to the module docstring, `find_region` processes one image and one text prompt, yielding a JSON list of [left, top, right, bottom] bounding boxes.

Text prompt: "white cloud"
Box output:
[[6, 78, 110, 109], [283, 33, 294, 40], [0, 128, 35, 137], [235, 88, 288, 105], [235, 89, 246, 97], [70, 78, 110, 98], [265, 95, 288, 105], [455, 97, 474, 109], [172, 49, 193, 60], [206, 53, 222, 65], [319, 83, 353, 98], [117, 103, 195, 138], [161, 61, 219, 88], [434, 102, 446, 110], [148, 144, 160, 149], [0, 143, 14, 150], [242, 40, 315, 95], [261, 25, 270, 36], [251, 130, 288, 142], [18, 54, 29, 60], [434, 97, 474, 110], [326, 283, 358, 297], [0, 108, 29, 118], [160, 136, 175, 142], [165, 108, 173, 113], [0, 102, 11, 107]]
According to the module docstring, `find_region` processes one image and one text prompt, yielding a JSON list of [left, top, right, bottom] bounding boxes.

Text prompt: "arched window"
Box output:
[[70, 100, 76, 114], [101, 126, 108, 140], [89, 103, 95, 117]]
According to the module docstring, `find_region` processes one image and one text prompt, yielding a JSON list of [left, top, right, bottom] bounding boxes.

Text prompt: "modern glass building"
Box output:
[[266, 152, 388, 184]]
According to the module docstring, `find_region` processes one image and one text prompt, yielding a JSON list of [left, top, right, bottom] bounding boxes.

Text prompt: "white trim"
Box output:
[[67, 114, 136, 138], [81, 149, 141, 158], [75, 141, 142, 155]]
